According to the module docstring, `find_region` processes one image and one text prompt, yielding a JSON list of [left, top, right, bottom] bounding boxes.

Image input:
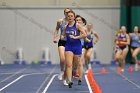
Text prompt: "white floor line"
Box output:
[[85, 75, 93, 93], [0, 75, 25, 91], [93, 72, 114, 75], [118, 73, 140, 89], [0, 72, 16, 74], [0, 72, 47, 75], [23, 72, 48, 76], [36, 66, 57, 93], [42, 74, 58, 93], [0, 68, 27, 84], [110, 67, 140, 90]]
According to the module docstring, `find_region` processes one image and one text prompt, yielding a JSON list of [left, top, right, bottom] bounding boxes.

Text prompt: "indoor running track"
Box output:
[[0, 64, 90, 93], [0, 64, 140, 93]]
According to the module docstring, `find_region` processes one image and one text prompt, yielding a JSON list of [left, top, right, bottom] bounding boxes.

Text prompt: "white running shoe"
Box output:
[[58, 71, 64, 80], [88, 64, 92, 69], [63, 80, 68, 86], [85, 70, 88, 74], [135, 64, 139, 71]]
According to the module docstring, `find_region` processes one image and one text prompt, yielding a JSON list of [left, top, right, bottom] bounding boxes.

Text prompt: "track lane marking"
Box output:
[[0, 68, 27, 84], [36, 65, 57, 93], [0, 75, 25, 91], [42, 74, 58, 93], [110, 67, 140, 90], [85, 75, 93, 93]]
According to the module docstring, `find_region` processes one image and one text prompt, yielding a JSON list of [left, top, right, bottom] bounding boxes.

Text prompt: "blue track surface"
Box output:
[[0, 64, 140, 93], [92, 64, 140, 93], [46, 75, 89, 93]]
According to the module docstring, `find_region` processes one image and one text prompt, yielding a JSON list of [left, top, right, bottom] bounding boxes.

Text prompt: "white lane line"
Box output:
[[21, 72, 48, 76], [0, 72, 15, 74], [110, 67, 140, 90], [42, 74, 57, 93], [0, 72, 46, 75], [85, 75, 93, 93], [0, 75, 25, 91], [118, 73, 140, 89], [35, 65, 57, 93], [0, 68, 27, 84], [93, 72, 114, 75]]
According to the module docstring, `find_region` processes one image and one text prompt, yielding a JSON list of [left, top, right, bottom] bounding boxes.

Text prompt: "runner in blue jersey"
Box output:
[[61, 10, 87, 88], [53, 8, 72, 85], [114, 26, 130, 72], [71, 15, 87, 83], [129, 26, 140, 71], [83, 23, 99, 73]]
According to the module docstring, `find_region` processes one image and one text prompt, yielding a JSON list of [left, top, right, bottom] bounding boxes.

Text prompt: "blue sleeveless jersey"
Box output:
[[65, 22, 82, 55], [60, 19, 66, 33], [84, 32, 93, 47], [59, 19, 67, 40], [131, 34, 140, 47], [80, 38, 84, 46]]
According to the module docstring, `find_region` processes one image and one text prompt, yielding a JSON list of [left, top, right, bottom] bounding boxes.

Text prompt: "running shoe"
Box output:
[[88, 64, 92, 69], [73, 70, 79, 79], [78, 79, 82, 85], [135, 64, 139, 71], [63, 80, 68, 86], [58, 71, 64, 80], [68, 81, 73, 88], [85, 69, 89, 74]]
